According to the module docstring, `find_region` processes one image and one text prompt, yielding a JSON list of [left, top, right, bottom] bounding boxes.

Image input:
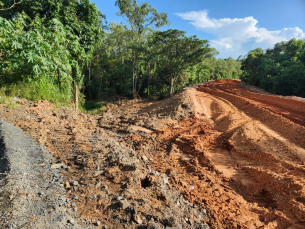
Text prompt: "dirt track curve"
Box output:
[[175, 80, 305, 228], [1, 79, 305, 229]]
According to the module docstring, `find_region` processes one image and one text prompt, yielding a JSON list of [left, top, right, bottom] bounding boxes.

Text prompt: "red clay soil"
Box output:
[[140, 81, 305, 228], [202, 79, 305, 127]]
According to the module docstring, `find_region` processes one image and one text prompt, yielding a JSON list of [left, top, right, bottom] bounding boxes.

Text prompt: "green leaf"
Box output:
[[33, 65, 40, 74]]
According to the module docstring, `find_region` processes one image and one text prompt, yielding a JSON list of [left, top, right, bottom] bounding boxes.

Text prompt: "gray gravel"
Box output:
[[0, 120, 87, 228]]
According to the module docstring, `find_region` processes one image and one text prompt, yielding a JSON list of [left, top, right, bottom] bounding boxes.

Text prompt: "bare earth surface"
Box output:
[[1, 79, 305, 228]]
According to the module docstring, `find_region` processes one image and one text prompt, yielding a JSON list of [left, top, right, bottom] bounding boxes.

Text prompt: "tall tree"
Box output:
[[151, 29, 216, 96], [115, 0, 169, 98]]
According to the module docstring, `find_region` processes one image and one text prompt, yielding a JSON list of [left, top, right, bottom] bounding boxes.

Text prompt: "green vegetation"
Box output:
[[0, 0, 243, 108], [241, 39, 305, 97], [83, 0, 243, 100], [0, 0, 103, 109], [80, 100, 106, 114]]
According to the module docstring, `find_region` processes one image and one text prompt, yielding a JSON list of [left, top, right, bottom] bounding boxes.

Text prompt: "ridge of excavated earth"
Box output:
[[1, 79, 305, 229]]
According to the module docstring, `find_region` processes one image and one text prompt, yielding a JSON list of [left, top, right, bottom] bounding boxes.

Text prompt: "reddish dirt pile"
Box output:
[[132, 82, 305, 228], [201, 79, 305, 127]]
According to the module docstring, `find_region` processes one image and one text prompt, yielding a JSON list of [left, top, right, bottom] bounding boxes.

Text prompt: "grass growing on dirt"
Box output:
[[7, 103, 21, 109], [1, 84, 107, 113], [0, 81, 72, 104], [80, 100, 107, 114], [0, 93, 21, 109]]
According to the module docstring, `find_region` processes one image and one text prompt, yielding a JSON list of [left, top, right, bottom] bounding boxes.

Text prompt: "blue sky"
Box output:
[[91, 0, 305, 59]]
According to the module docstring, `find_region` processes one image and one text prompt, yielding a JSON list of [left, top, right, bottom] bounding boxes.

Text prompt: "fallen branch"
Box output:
[[0, 0, 23, 11]]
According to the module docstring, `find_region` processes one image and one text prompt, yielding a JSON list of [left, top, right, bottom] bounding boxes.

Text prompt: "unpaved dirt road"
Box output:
[[168, 80, 305, 228], [1, 79, 305, 229]]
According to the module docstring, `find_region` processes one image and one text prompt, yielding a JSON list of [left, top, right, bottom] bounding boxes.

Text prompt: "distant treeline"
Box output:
[[0, 0, 243, 107], [241, 38, 305, 97], [84, 23, 243, 100]]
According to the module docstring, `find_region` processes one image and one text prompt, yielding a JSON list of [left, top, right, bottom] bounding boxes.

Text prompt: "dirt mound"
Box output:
[[0, 92, 209, 228]]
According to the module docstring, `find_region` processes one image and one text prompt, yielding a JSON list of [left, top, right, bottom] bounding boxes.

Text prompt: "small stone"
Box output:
[[72, 181, 79, 186], [147, 222, 163, 229], [181, 103, 189, 109], [134, 215, 142, 224], [102, 226, 107, 229], [94, 171, 103, 177], [122, 164, 137, 171], [149, 158, 153, 161], [162, 175, 169, 184], [90, 194, 97, 199], [119, 199, 130, 209], [71, 203, 76, 208], [101, 185, 107, 190], [164, 217, 176, 227], [51, 163, 67, 169], [117, 196, 124, 201], [142, 155, 148, 161], [65, 182, 70, 189], [202, 209, 207, 214], [199, 223, 210, 229], [96, 221, 101, 226], [96, 182, 102, 187]]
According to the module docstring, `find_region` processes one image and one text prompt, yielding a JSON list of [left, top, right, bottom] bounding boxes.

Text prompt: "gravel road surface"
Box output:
[[0, 120, 86, 229]]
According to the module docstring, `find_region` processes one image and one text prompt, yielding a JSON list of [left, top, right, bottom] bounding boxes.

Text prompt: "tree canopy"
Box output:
[[0, 0, 104, 109], [241, 38, 305, 97]]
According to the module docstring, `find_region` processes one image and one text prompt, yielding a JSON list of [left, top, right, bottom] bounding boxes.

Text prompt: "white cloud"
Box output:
[[176, 10, 305, 58]]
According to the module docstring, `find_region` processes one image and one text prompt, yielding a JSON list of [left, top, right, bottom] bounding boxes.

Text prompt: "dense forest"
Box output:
[[241, 39, 305, 97], [0, 0, 242, 109], [0, 0, 303, 110]]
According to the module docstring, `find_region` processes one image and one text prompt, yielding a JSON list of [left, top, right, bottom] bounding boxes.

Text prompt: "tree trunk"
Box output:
[[132, 54, 135, 98], [74, 83, 79, 111], [57, 69, 62, 89], [147, 62, 151, 96], [135, 53, 139, 98], [170, 77, 174, 97], [88, 66, 91, 100]]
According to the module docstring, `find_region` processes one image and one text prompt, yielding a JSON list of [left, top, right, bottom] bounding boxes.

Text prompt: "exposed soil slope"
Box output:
[[1, 79, 305, 229]]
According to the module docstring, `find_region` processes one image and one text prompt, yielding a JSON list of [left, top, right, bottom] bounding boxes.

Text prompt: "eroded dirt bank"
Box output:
[[1, 79, 305, 228]]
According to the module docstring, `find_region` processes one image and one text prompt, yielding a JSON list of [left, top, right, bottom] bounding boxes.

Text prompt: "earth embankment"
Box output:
[[1, 79, 305, 228]]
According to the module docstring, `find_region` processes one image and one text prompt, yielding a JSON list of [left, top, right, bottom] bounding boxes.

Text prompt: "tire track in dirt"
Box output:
[[193, 81, 305, 228], [143, 82, 305, 228], [206, 80, 305, 127], [198, 80, 305, 149]]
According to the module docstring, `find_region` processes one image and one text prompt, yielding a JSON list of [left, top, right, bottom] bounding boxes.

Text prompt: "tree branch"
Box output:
[[0, 0, 23, 11]]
